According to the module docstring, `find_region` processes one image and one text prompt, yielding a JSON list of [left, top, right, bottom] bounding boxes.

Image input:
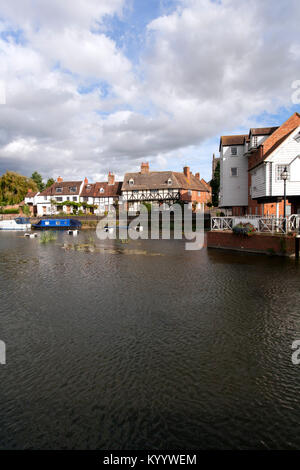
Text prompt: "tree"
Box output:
[[0, 171, 38, 205], [31, 171, 45, 191], [210, 161, 220, 207], [46, 178, 55, 188]]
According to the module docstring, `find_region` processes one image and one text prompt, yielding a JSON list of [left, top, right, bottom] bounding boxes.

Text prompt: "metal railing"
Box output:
[[211, 215, 300, 234]]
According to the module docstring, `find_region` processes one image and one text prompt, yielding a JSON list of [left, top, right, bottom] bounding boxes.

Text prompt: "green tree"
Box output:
[[210, 161, 220, 207], [46, 178, 55, 188], [0, 171, 38, 205], [31, 171, 45, 191]]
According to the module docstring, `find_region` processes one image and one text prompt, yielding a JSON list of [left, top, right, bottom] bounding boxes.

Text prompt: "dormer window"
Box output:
[[231, 147, 237, 156], [69, 186, 77, 192], [167, 178, 172, 185], [129, 179, 134, 186], [56, 187, 62, 193], [100, 187, 104, 193], [86, 184, 91, 190]]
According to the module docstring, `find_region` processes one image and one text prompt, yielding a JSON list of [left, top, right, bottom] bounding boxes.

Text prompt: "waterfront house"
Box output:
[[24, 190, 39, 216], [80, 172, 122, 214], [121, 162, 211, 213], [35, 178, 84, 216], [219, 112, 300, 216]]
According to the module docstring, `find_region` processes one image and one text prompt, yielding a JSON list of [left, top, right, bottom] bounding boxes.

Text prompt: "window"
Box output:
[[293, 131, 300, 143], [73, 197, 77, 201], [276, 165, 290, 181], [69, 186, 77, 192], [99, 187, 104, 193], [56, 197, 63, 201], [231, 167, 238, 177], [253, 135, 258, 148], [231, 147, 237, 156], [188, 190, 192, 196], [56, 187, 62, 193], [44, 196, 47, 201], [198, 191, 201, 196], [66, 197, 70, 201], [129, 179, 134, 186], [167, 178, 172, 185]]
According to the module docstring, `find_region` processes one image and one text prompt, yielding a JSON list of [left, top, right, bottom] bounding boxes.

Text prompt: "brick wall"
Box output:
[[207, 231, 296, 256]]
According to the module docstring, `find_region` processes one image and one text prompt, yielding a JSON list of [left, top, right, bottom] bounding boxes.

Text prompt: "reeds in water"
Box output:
[[39, 232, 57, 244]]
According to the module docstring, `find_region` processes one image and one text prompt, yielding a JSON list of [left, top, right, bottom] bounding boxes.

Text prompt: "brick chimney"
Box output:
[[108, 171, 115, 185], [57, 176, 63, 183], [183, 166, 190, 179], [141, 162, 149, 174], [195, 172, 200, 180], [84, 177, 88, 184]]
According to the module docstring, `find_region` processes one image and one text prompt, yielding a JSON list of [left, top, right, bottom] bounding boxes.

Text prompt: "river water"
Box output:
[[0, 231, 300, 450]]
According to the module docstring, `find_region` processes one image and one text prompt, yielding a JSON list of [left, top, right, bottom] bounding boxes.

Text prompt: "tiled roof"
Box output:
[[39, 181, 82, 196], [122, 171, 209, 192], [81, 182, 122, 198], [250, 127, 278, 136], [219, 135, 248, 150], [25, 191, 38, 198], [200, 178, 211, 191], [263, 128, 296, 159]]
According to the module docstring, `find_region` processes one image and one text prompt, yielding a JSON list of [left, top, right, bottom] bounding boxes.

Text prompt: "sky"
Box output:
[[0, 0, 299, 183]]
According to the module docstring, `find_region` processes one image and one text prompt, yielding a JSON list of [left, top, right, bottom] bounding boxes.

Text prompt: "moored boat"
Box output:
[[31, 218, 82, 230], [0, 217, 31, 231]]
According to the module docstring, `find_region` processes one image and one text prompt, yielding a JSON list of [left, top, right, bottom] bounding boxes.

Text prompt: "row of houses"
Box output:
[[25, 163, 211, 216], [218, 112, 300, 216]]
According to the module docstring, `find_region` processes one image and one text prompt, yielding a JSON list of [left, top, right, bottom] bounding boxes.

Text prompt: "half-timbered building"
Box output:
[[121, 163, 211, 212]]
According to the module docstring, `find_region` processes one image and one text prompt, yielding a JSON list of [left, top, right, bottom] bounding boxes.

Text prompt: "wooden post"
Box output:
[[296, 236, 300, 260]]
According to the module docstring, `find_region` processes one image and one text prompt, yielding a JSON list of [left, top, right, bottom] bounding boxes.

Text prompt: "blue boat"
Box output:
[[32, 219, 82, 230]]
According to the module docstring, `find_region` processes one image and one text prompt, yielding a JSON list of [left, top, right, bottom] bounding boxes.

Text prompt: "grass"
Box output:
[[39, 232, 57, 244]]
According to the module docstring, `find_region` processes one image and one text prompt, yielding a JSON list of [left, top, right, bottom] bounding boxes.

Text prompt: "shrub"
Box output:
[[232, 223, 256, 237], [0, 207, 19, 214]]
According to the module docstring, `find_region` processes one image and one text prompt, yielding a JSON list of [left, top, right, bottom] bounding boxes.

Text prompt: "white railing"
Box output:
[[211, 215, 300, 234]]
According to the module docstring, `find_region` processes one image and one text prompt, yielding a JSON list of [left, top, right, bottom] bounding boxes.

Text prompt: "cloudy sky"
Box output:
[[0, 0, 299, 182]]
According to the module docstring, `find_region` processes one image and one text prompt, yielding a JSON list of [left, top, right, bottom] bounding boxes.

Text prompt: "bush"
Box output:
[[22, 205, 31, 216], [232, 223, 256, 237], [0, 207, 19, 214]]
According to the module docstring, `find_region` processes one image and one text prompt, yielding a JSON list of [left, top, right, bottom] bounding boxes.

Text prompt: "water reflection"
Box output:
[[0, 231, 300, 449]]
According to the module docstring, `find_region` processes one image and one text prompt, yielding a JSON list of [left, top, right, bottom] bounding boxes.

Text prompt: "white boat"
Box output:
[[0, 217, 31, 231]]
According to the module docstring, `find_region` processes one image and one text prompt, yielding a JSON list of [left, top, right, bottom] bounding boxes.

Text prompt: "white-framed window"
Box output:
[[73, 196, 77, 201], [56, 187, 62, 193], [167, 178, 172, 185], [100, 187, 104, 193], [231, 167, 238, 177], [44, 196, 47, 201], [188, 190, 192, 196], [56, 197, 63, 201], [69, 186, 77, 192], [231, 147, 238, 156], [276, 165, 290, 181], [129, 179, 134, 186], [253, 135, 258, 148]]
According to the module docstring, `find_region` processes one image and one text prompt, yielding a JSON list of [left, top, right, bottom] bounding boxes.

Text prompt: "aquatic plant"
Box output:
[[39, 232, 57, 244]]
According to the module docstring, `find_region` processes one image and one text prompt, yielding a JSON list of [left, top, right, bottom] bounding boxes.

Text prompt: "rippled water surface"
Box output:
[[0, 231, 300, 449]]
